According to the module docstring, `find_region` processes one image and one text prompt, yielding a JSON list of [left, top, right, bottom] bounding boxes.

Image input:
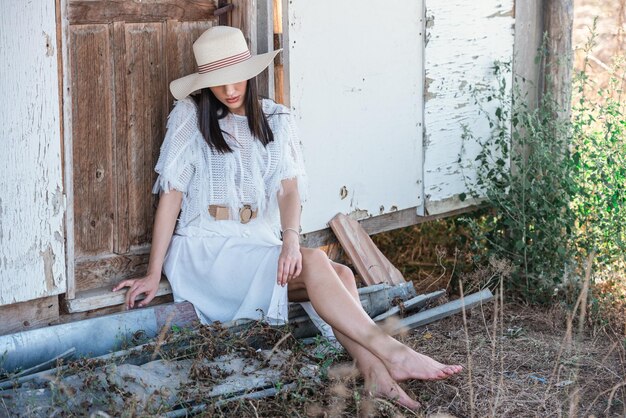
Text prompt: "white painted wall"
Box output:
[[0, 1, 66, 305], [423, 0, 514, 214], [287, 0, 425, 233]]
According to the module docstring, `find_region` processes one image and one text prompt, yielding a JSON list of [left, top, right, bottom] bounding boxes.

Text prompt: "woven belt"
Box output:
[[208, 204, 257, 224]]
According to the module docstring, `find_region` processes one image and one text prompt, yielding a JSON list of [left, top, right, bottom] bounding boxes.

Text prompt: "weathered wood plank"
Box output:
[[0, 1, 67, 305], [69, 0, 217, 24], [392, 289, 494, 333], [372, 289, 446, 322], [231, 0, 257, 51], [57, 295, 174, 323], [543, 0, 574, 119], [59, 0, 77, 300], [0, 296, 60, 337], [75, 249, 151, 291], [113, 21, 130, 254], [165, 20, 216, 103], [512, 0, 544, 178], [65, 280, 173, 313], [255, 0, 274, 98], [123, 23, 167, 247], [423, 0, 514, 212], [329, 213, 405, 286], [71, 24, 115, 256]]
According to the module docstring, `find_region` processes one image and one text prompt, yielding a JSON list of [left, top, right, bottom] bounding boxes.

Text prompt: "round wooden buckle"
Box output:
[[240, 205, 252, 223]]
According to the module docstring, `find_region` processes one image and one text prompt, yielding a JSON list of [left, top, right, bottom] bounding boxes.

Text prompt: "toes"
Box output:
[[441, 365, 463, 377], [397, 396, 421, 411]]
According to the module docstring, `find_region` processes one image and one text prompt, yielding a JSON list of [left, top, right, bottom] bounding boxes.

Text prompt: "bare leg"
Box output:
[[311, 261, 422, 409], [288, 248, 463, 382]]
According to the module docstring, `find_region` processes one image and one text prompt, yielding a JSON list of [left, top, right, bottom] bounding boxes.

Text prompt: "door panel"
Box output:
[[69, 1, 219, 293], [71, 24, 115, 255]]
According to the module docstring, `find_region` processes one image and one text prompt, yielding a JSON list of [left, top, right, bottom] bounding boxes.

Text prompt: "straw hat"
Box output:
[[170, 26, 281, 100]]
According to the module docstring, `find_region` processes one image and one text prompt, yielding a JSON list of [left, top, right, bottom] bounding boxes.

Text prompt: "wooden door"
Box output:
[[69, 1, 221, 297]]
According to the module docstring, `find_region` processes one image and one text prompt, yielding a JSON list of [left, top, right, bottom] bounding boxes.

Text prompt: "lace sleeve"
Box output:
[[278, 112, 309, 203], [152, 98, 199, 194]]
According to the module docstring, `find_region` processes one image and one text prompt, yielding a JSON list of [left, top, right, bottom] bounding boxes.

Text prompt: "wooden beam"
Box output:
[[58, 0, 76, 300], [64, 280, 172, 313], [391, 289, 494, 334], [329, 213, 406, 286], [74, 249, 150, 292], [68, 0, 217, 24], [57, 294, 174, 322], [255, 0, 274, 98], [0, 296, 60, 337], [542, 0, 574, 118], [230, 0, 257, 51], [373, 290, 446, 322], [513, 0, 544, 109], [279, 0, 290, 107]]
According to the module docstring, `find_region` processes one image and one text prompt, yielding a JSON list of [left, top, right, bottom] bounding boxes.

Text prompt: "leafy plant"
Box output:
[[571, 22, 626, 268], [459, 23, 626, 307], [460, 57, 576, 303]]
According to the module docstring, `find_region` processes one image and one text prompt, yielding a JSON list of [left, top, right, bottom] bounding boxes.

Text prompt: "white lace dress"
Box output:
[[152, 97, 308, 325]]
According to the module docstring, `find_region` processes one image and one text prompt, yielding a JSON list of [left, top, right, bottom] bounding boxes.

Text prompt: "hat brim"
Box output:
[[170, 49, 281, 100]]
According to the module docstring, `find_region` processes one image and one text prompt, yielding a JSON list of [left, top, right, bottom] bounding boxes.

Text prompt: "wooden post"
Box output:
[[256, 0, 274, 98], [513, 0, 544, 110], [273, 0, 284, 103], [231, 0, 257, 54], [542, 0, 574, 119], [512, 0, 544, 176]]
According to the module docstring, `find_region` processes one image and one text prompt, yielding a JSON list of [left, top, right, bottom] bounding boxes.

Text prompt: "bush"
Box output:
[[460, 27, 626, 305]]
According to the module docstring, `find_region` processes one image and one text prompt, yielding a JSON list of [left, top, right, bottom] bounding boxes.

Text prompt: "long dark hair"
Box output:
[[193, 78, 274, 153]]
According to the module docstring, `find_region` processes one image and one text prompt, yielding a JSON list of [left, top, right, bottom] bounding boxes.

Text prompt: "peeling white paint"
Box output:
[[288, 0, 425, 232], [423, 0, 514, 214], [0, 2, 66, 305]]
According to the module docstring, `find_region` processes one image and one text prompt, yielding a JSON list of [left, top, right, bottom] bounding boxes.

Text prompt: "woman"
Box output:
[[113, 26, 461, 409]]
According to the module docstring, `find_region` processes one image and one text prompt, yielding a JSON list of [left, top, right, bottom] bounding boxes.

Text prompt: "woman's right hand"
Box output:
[[112, 272, 161, 309]]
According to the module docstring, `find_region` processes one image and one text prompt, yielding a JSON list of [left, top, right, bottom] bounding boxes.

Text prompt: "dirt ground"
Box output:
[[220, 301, 623, 418]]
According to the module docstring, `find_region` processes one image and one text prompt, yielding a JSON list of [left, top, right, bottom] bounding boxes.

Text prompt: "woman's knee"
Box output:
[[301, 247, 332, 271], [332, 262, 358, 292]]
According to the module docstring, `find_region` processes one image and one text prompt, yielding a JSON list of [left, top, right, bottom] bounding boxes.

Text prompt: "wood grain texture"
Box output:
[[394, 289, 494, 333], [65, 279, 172, 312], [255, 0, 273, 98], [69, 0, 217, 24], [60, 0, 77, 300], [0, 296, 60, 336], [0, 1, 67, 304], [328, 213, 405, 286], [231, 0, 256, 51], [71, 24, 115, 256], [123, 23, 166, 247], [72, 15, 218, 294], [543, 0, 573, 119], [75, 249, 151, 291], [165, 20, 215, 103], [113, 21, 130, 253], [423, 0, 514, 209], [56, 294, 174, 322]]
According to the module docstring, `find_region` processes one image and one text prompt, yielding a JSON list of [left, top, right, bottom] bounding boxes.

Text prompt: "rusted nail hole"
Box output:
[[95, 169, 105, 180], [23, 321, 30, 327], [90, 220, 96, 227]]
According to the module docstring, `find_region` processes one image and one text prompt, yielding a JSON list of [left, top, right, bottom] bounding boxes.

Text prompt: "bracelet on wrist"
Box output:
[[281, 227, 301, 240]]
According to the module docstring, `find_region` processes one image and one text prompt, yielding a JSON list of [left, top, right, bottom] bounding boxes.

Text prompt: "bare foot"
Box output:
[[363, 365, 421, 410], [385, 346, 463, 382]]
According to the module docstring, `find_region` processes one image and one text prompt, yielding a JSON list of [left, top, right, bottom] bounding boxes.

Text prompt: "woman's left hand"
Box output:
[[277, 234, 302, 286]]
